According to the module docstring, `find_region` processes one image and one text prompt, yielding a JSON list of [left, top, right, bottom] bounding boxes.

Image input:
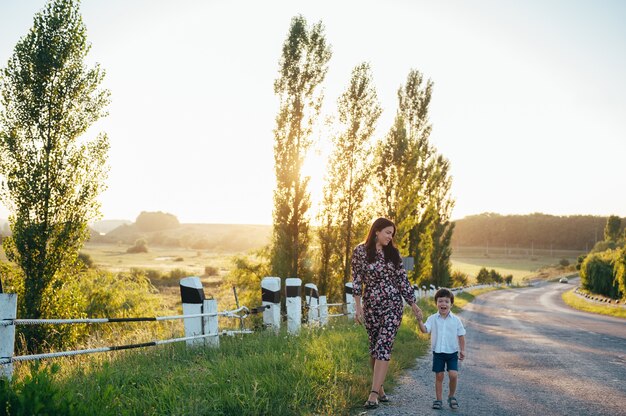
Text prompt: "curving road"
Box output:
[[365, 280, 626, 416]]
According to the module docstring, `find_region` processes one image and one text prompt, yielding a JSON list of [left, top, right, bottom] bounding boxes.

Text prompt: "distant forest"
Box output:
[[83, 212, 623, 253], [451, 213, 624, 251]]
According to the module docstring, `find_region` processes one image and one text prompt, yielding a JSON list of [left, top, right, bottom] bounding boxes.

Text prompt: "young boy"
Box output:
[[417, 288, 466, 410]]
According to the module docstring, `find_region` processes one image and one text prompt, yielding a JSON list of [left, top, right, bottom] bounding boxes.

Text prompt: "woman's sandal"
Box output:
[[378, 385, 390, 403], [448, 396, 459, 409], [363, 390, 379, 409], [432, 400, 443, 410]]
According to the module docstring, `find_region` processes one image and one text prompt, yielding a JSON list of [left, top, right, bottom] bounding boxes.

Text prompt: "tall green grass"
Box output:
[[2, 312, 430, 416]]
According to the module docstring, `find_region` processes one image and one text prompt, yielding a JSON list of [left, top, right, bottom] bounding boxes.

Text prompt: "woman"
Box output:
[[351, 217, 422, 409]]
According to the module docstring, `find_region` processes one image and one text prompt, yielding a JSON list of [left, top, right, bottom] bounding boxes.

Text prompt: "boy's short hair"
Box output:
[[434, 288, 454, 304]]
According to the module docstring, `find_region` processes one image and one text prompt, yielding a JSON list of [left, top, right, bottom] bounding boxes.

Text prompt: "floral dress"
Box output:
[[351, 244, 416, 361]]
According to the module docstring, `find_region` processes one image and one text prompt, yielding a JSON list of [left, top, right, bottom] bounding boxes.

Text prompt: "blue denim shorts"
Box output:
[[432, 352, 458, 373]]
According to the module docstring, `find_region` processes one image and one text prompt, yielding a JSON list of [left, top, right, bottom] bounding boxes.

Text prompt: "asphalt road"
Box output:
[[363, 281, 626, 416]]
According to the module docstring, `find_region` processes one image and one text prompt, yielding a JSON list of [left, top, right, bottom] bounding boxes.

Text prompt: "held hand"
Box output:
[[355, 308, 364, 325], [411, 303, 422, 320]]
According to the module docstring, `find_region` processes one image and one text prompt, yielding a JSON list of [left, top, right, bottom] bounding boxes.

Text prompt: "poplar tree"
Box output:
[[318, 63, 381, 293], [398, 69, 435, 254], [271, 16, 331, 279], [374, 69, 455, 285], [375, 69, 434, 253], [604, 215, 621, 242], [428, 156, 455, 287], [374, 114, 408, 228], [315, 182, 342, 299], [0, 0, 109, 352]]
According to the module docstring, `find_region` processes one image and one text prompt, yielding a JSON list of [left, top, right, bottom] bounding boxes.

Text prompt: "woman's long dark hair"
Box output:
[[364, 217, 402, 266]]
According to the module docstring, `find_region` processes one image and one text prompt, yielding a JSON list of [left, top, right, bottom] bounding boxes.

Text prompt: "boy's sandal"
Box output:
[[432, 400, 443, 410], [378, 385, 390, 403], [448, 396, 459, 409], [364, 390, 379, 409]]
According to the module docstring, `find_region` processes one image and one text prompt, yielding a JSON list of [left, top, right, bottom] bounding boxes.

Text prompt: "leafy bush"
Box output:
[[79, 269, 160, 320], [32, 270, 90, 351], [126, 239, 148, 253], [612, 247, 626, 300], [475, 267, 504, 284], [204, 266, 219, 276], [2, 265, 165, 355], [489, 269, 503, 283], [449, 270, 469, 287], [476, 267, 490, 284], [167, 268, 193, 281], [576, 254, 586, 270], [142, 268, 162, 281], [223, 249, 271, 311], [590, 240, 617, 254], [559, 258, 570, 267], [77, 252, 94, 268], [0, 262, 24, 295], [580, 250, 620, 298], [3, 264, 91, 355]]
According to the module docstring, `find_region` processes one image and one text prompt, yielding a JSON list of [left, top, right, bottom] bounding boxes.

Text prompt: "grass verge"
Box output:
[[562, 289, 626, 319], [1, 315, 429, 416]]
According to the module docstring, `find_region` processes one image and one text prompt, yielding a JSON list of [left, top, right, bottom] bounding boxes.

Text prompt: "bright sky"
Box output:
[[1, 0, 625, 225]]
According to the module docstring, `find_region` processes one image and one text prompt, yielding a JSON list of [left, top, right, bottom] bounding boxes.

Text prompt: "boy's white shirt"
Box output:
[[424, 311, 466, 353]]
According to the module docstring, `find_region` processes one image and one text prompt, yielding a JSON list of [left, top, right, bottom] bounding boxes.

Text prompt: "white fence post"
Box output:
[[318, 296, 328, 326], [344, 282, 355, 320], [0, 293, 17, 380], [413, 284, 420, 301], [430, 284, 436, 297], [261, 277, 281, 332], [304, 283, 319, 324], [203, 299, 219, 348], [180, 276, 206, 346], [285, 278, 302, 334]]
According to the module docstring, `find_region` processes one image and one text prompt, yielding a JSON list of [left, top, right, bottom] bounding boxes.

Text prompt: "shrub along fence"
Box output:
[[1, 274, 481, 381], [0, 277, 258, 381]]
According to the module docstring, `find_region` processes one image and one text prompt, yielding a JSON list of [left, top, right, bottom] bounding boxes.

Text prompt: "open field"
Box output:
[[451, 258, 561, 283], [82, 242, 583, 278], [450, 245, 584, 283], [82, 242, 237, 274]]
